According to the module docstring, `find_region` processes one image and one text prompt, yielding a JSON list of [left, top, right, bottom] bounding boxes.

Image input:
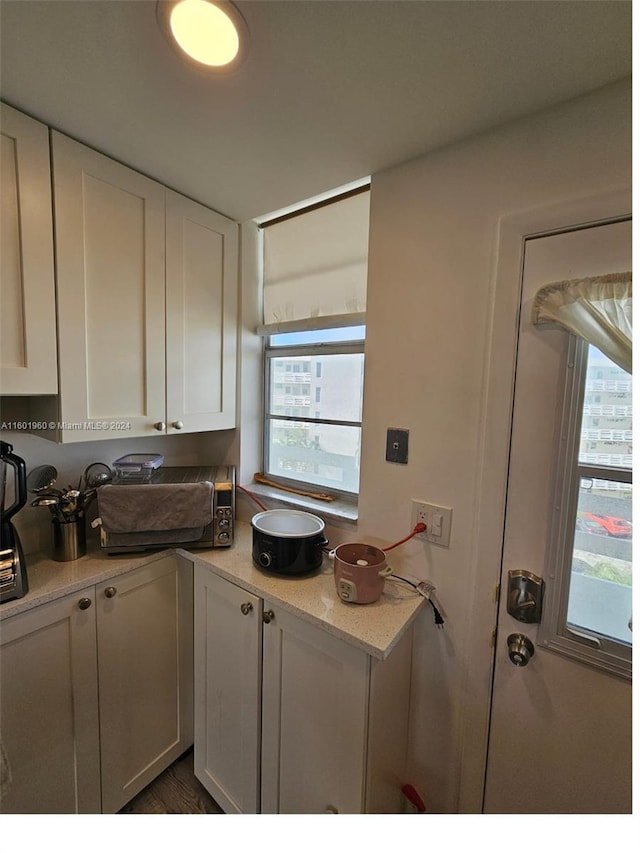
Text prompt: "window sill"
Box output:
[[242, 482, 358, 525]]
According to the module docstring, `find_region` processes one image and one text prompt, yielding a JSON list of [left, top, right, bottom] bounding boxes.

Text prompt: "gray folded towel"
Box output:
[[97, 482, 213, 533]]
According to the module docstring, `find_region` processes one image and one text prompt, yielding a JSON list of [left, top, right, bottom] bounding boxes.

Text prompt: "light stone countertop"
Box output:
[[1, 522, 424, 659]]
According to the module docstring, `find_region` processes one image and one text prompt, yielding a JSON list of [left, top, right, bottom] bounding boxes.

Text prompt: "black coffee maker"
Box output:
[[1, 441, 28, 602]]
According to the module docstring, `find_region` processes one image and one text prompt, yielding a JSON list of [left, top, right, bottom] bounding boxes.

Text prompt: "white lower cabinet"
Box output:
[[0, 555, 193, 814], [96, 555, 194, 813], [194, 563, 413, 814], [193, 568, 261, 813], [0, 586, 101, 813]]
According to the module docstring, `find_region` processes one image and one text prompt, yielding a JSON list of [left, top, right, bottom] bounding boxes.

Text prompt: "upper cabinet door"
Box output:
[[165, 191, 238, 433], [51, 131, 166, 442], [0, 104, 57, 394]]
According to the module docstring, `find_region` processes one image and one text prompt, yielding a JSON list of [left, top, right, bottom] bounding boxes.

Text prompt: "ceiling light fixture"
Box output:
[[157, 0, 247, 70]]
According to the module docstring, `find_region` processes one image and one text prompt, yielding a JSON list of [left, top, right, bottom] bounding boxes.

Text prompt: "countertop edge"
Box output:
[[1, 528, 424, 661], [182, 548, 423, 660]]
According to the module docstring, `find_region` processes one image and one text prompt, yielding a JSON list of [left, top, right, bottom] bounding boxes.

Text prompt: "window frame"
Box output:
[[263, 333, 365, 499], [538, 336, 632, 680]]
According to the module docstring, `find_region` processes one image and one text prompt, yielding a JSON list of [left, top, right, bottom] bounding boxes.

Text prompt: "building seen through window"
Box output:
[[265, 327, 365, 495]]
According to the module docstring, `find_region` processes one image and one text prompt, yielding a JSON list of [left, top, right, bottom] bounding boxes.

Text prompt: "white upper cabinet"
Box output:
[[51, 132, 238, 442], [0, 104, 57, 394], [165, 191, 237, 433], [52, 131, 166, 441]]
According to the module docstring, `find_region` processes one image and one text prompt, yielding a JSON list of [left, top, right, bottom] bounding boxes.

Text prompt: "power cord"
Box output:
[[382, 522, 427, 551], [389, 574, 445, 627]]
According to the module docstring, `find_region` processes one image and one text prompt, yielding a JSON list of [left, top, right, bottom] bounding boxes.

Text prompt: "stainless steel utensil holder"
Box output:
[[52, 519, 86, 561]]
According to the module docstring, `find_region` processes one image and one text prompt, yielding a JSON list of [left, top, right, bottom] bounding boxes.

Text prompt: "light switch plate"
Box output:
[[386, 428, 409, 464]]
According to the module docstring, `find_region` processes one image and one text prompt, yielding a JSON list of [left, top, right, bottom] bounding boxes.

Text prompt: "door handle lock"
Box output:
[[506, 570, 544, 623], [507, 633, 535, 667]]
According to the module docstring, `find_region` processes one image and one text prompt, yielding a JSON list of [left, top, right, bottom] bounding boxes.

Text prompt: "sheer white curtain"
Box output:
[[532, 271, 632, 372]]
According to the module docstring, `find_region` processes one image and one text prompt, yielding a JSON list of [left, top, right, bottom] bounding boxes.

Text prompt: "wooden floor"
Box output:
[[118, 749, 224, 814]]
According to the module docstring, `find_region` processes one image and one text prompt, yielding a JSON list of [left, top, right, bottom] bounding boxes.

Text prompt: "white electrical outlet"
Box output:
[[411, 500, 453, 547]]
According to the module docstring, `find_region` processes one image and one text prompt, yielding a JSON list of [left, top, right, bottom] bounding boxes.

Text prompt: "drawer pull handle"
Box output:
[[263, 609, 275, 624], [240, 602, 253, 615], [78, 597, 92, 610], [104, 586, 117, 598]]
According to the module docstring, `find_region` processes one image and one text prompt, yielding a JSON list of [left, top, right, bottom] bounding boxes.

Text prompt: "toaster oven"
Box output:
[[96, 465, 235, 554]]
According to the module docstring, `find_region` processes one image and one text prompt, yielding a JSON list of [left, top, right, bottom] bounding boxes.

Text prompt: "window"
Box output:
[[264, 326, 365, 496], [258, 186, 370, 498], [540, 340, 632, 678]]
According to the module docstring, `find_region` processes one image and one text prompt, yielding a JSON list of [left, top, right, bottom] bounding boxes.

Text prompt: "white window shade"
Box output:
[[260, 190, 370, 331]]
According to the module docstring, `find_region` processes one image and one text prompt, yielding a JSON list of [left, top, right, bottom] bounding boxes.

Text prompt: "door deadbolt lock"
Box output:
[[506, 570, 544, 623]]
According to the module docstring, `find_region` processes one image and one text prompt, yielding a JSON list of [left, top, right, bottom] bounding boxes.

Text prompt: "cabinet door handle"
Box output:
[[154, 421, 166, 431], [263, 609, 275, 624], [104, 586, 117, 598], [325, 806, 339, 814], [240, 602, 253, 615], [78, 597, 92, 610], [172, 420, 184, 430]]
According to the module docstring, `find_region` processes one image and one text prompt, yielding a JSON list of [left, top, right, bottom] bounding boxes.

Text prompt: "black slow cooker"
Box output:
[[251, 509, 328, 575]]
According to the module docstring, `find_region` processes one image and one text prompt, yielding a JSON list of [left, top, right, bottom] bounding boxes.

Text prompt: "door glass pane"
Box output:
[[570, 481, 632, 644], [568, 345, 632, 645], [578, 346, 632, 469]]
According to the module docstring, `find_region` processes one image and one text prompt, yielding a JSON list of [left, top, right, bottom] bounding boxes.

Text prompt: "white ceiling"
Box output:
[[0, 0, 631, 222]]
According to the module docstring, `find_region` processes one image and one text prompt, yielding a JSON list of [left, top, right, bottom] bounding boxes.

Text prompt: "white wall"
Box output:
[[356, 78, 631, 812]]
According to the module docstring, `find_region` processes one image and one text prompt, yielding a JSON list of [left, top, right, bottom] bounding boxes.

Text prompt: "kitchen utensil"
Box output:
[[333, 542, 393, 604], [1, 441, 29, 602], [31, 495, 66, 523], [31, 496, 59, 507], [79, 462, 114, 492], [251, 509, 328, 575], [81, 488, 97, 510], [26, 464, 60, 496], [61, 489, 81, 518]]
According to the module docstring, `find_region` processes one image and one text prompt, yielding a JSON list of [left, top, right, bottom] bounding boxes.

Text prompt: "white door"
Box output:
[[484, 219, 632, 813]]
